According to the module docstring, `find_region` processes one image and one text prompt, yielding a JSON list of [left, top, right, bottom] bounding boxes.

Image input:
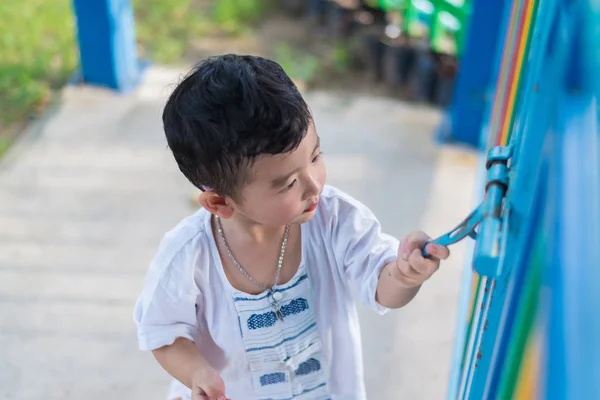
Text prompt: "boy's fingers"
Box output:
[[193, 389, 213, 400], [424, 244, 450, 260], [198, 392, 224, 400], [203, 387, 225, 400], [399, 231, 431, 259], [409, 249, 439, 276], [192, 386, 205, 400], [194, 383, 225, 400]]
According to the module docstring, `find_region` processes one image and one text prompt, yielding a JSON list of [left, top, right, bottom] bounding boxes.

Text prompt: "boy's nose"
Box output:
[[303, 176, 321, 199]]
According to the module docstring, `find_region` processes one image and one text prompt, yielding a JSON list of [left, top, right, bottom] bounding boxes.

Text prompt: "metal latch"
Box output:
[[422, 146, 512, 277]]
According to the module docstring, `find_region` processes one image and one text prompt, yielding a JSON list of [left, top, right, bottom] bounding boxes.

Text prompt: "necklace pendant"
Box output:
[[275, 308, 284, 322], [271, 301, 284, 321], [270, 291, 284, 321]]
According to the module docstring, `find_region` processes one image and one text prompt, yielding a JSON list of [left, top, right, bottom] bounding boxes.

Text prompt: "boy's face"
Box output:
[[233, 123, 326, 226]]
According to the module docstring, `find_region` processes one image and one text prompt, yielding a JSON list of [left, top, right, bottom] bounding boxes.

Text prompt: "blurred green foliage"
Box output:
[[133, 0, 213, 63], [273, 43, 321, 85], [0, 0, 271, 129], [0, 1, 77, 126], [212, 0, 267, 34], [0, 136, 12, 158]]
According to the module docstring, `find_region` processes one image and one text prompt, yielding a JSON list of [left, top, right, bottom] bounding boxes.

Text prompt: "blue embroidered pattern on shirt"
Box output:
[[248, 311, 278, 330], [247, 298, 310, 330], [281, 298, 309, 316], [260, 372, 287, 386], [295, 358, 321, 376]]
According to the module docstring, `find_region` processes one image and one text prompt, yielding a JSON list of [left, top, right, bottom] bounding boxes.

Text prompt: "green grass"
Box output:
[[0, 0, 269, 131], [0, 1, 77, 126], [133, 0, 268, 64], [0, 136, 13, 159], [273, 42, 321, 85], [272, 39, 355, 88], [133, 0, 213, 64]]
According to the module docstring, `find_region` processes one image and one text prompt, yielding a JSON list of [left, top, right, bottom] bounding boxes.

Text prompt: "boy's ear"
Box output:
[[198, 190, 235, 219]]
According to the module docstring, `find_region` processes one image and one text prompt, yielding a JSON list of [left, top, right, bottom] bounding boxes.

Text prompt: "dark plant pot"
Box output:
[[281, 0, 306, 16], [408, 48, 437, 103], [434, 75, 456, 108], [325, 3, 356, 39], [346, 26, 366, 69], [383, 41, 417, 88], [358, 1, 388, 25], [307, 0, 328, 27], [433, 55, 458, 108], [348, 8, 386, 72], [363, 34, 386, 81], [347, 11, 373, 66]]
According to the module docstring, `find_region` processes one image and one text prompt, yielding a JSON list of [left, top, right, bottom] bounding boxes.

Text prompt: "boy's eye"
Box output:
[[282, 179, 297, 192], [312, 152, 323, 163]]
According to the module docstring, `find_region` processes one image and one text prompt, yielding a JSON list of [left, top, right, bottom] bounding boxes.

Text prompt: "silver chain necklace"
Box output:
[[215, 215, 290, 321]]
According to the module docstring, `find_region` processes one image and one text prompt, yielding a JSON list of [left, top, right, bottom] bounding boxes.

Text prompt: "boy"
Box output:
[[134, 54, 449, 400]]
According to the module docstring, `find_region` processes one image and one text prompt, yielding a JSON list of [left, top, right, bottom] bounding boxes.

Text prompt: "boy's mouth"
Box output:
[[303, 201, 318, 213]]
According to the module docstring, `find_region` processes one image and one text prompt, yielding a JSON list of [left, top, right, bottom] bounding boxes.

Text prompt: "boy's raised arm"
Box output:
[[375, 231, 450, 309], [328, 189, 450, 313]]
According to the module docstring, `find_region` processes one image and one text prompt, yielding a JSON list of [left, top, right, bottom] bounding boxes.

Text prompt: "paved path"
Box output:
[[0, 66, 477, 400]]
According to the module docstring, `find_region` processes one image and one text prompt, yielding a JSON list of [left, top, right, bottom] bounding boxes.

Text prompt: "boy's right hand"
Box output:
[[191, 364, 229, 400]]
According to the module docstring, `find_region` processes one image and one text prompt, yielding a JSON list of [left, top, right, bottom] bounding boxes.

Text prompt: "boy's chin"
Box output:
[[293, 208, 317, 224]]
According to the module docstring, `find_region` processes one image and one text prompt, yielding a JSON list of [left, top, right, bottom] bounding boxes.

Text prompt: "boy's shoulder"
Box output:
[[321, 184, 361, 203], [151, 207, 211, 269], [312, 185, 380, 237], [319, 184, 374, 218]]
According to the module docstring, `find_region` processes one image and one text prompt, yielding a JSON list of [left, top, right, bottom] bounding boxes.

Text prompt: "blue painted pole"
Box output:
[[445, 158, 484, 400], [545, 93, 599, 400], [464, 0, 581, 396], [436, 0, 508, 148], [446, 0, 516, 395], [71, 0, 143, 92], [469, 1, 563, 397], [447, 0, 600, 397], [544, 0, 600, 397]]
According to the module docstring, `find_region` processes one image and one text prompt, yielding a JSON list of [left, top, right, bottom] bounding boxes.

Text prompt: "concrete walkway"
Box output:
[[0, 66, 478, 400]]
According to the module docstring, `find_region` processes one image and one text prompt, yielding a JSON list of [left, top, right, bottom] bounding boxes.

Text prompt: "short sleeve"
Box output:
[[133, 246, 199, 351], [329, 193, 400, 315]]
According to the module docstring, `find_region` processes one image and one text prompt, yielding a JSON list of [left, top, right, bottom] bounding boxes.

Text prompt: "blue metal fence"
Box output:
[[71, 0, 143, 92], [434, 0, 600, 398]]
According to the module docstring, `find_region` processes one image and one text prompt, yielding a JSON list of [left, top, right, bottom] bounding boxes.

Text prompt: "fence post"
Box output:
[[436, 0, 508, 148], [446, 0, 600, 398], [71, 0, 143, 92]]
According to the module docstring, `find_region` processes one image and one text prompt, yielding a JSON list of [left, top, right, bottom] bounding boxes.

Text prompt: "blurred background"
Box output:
[[1, 1, 597, 399], [0, 0, 470, 140]]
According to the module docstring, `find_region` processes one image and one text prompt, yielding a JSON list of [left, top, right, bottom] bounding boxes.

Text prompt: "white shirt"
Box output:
[[134, 185, 400, 400]]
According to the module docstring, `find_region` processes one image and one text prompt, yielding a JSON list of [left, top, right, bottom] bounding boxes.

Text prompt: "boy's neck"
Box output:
[[216, 214, 288, 246]]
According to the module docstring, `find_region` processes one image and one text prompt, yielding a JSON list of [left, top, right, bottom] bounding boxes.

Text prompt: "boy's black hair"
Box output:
[[162, 54, 312, 200]]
